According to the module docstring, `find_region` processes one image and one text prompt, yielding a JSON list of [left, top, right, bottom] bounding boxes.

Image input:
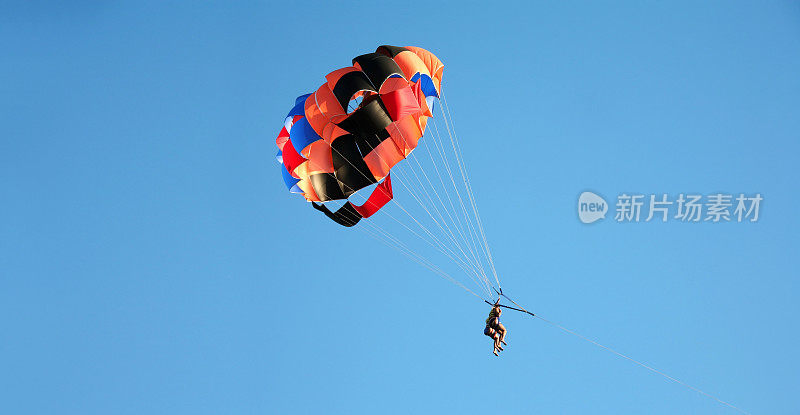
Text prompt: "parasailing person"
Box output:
[[484, 300, 508, 356]]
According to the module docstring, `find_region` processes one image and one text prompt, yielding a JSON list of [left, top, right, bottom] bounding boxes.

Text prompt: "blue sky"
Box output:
[[2, 1, 799, 414]]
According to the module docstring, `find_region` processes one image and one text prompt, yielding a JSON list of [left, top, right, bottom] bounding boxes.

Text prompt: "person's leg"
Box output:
[[490, 317, 507, 345], [487, 327, 500, 355], [497, 322, 507, 345], [492, 329, 504, 350]]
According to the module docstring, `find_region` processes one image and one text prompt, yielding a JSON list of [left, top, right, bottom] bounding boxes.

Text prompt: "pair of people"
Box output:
[[484, 302, 508, 356]]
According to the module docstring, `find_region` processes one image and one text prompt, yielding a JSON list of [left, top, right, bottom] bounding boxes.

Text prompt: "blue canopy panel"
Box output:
[[287, 93, 312, 117], [295, 93, 311, 106], [289, 117, 323, 154], [410, 73, 439, 98], [279, 162, 301, 192]]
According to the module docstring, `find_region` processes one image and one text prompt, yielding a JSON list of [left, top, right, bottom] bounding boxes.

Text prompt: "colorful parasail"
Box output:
[[275, 45, 444, 227]]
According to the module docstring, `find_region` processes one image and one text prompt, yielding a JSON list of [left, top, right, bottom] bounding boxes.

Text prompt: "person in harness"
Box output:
[[484, 301, 508, 356]]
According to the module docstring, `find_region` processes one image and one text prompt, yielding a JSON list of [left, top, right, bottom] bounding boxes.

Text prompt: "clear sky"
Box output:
[[2, 1, 799, 414]]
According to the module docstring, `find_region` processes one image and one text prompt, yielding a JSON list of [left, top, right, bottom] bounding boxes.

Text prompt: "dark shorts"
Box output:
[[484, 326, 494, 336]]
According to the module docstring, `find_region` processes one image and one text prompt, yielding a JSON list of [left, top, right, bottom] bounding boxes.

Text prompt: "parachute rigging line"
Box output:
[[358, 223, 487, 301], [423, 115, 493, 289], [439, 91, 501, 290], [324, 107, 498, 296], [388, 123, 495, 294], [427, 113, 495, 290], [304, 139, 491, 296], [399, 143, 490, 282], [323, 127, 496, 298]]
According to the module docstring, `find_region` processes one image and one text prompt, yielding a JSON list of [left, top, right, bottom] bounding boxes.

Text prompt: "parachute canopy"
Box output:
[[276, 45, 444, 226]]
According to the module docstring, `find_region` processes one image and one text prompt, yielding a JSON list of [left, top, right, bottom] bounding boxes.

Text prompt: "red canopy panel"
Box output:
[[353, 175, 393, 218]]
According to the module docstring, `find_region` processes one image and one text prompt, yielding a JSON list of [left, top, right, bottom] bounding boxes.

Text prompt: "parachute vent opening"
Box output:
[[346, 95, 364, 114]]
